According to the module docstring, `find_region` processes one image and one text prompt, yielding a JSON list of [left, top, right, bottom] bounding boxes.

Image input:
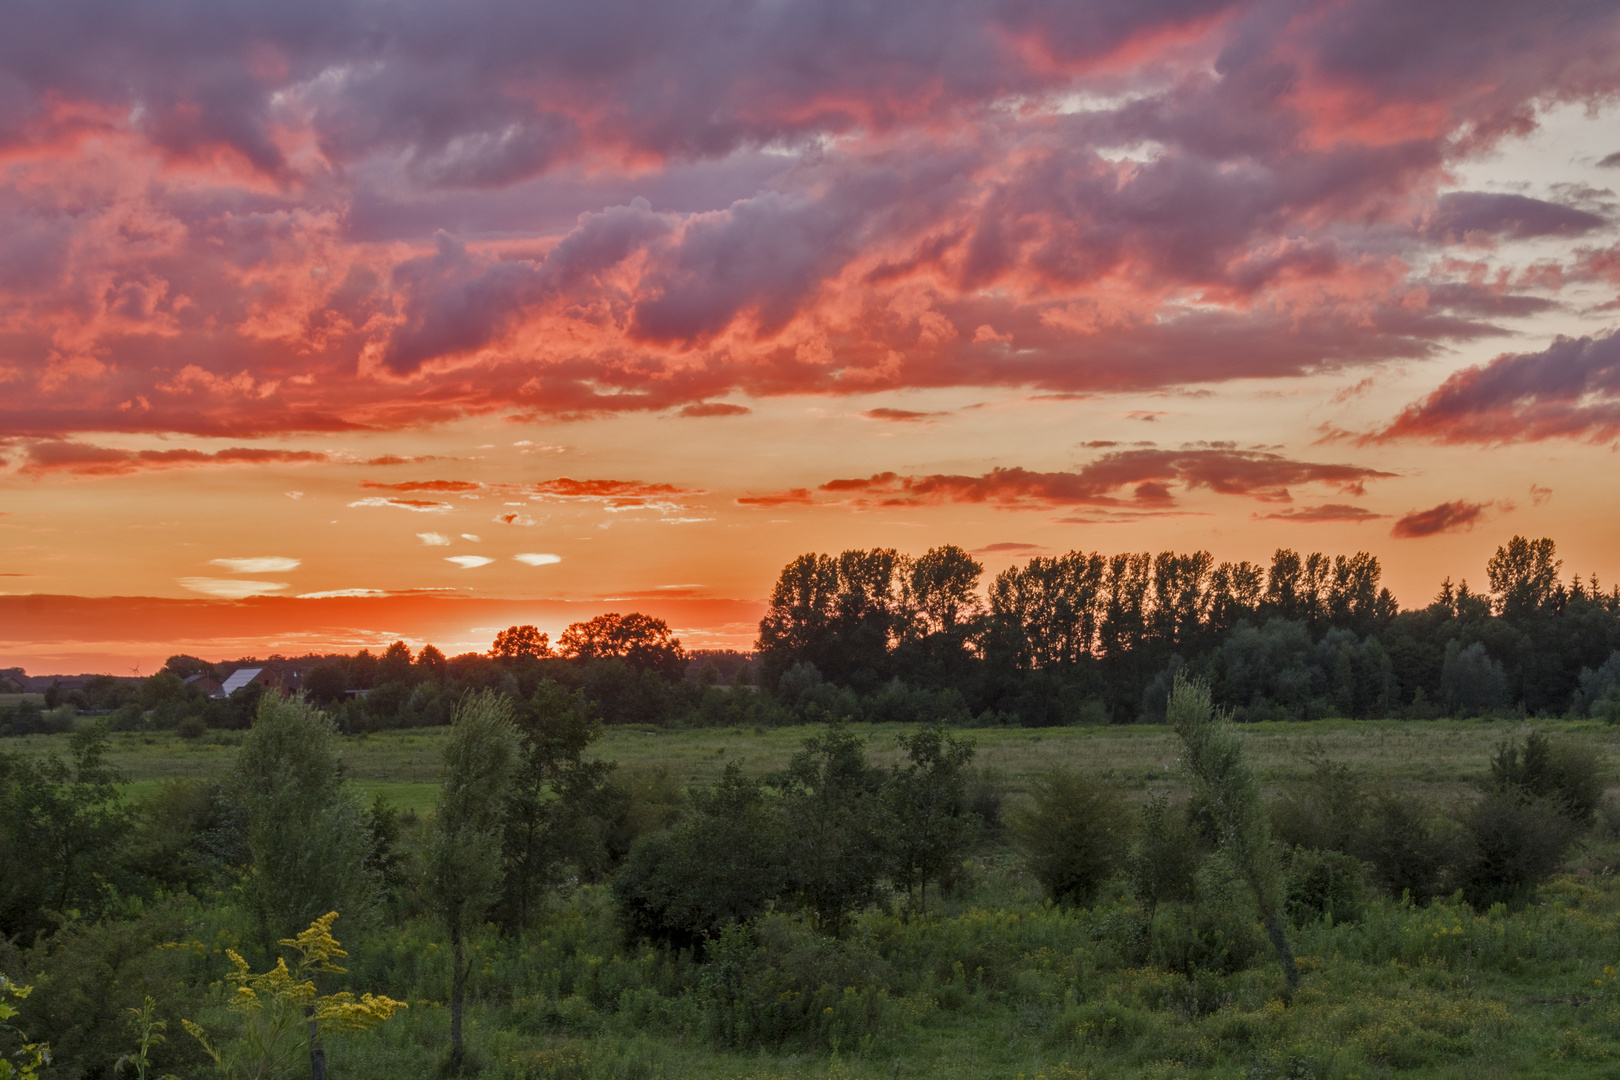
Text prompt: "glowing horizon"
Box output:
[[2, 0, 1619, 673]]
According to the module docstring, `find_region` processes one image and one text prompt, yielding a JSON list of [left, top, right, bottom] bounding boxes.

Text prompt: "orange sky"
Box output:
[[2, 0, 1619, 673]]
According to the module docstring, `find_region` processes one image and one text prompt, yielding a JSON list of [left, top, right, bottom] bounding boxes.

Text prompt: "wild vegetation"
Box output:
[[4, 534, 1620, 1078]]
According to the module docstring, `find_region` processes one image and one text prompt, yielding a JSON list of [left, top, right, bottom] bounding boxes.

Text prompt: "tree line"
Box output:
[[757, 535, 1620, 724], [3, 535, 1619, 742]]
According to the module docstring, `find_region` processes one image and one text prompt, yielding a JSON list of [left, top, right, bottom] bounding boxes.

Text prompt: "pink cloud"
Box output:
[[1390, 499, 1491, 538]]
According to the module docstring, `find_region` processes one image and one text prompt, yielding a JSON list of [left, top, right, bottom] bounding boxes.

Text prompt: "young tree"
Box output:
[[425, 692, 521, 1075], [499, 680, 614, 926], [887, 724, 977, 913], [774, 721, 892, 936], [1009, 769, 1128, 905], [1169, 672, 1299, 990], [234, 695, 377, 947]]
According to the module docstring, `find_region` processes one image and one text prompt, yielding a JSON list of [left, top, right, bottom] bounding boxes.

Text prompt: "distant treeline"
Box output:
[[3, 534, 1619, 737]]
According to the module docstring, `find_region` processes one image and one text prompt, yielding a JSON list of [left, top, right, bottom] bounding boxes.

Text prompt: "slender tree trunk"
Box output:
[[449, 919, 467, 1075], [1261, 911, 1301, 991], [306, 1006, 327, 1080]]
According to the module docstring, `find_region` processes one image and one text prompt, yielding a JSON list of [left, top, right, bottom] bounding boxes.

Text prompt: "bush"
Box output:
[[1488, 729, 1603, 824], [1270, 758, 1368, 855], [1359, 790, 1453, 903], [612, 766, 787, 952], [1454, 789, 1577, 909], [175, 715, 207, 739], [1010, 770, 1129, 905], [1285, 848, 1366, 924], [1148, 856, 1266, 978]]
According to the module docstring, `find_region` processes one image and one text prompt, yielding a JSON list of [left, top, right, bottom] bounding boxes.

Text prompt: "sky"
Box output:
[[2, 0, 1620, 673]]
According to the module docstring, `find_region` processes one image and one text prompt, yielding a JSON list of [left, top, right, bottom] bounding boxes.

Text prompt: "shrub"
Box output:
[[175, 715, 206, 739], [1454, 789, 1578, 909], [1010, 770, 1129, 906], [1489, 729, 1603, 824], [1270, 758, 1368, 855], [1127, 795, 1203, 920], [1284, 848, 1366, 924], [1358, 790, 1453, 903], [612, 766, 788, 952]]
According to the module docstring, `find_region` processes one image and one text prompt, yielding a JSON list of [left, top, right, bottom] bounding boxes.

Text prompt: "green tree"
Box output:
[[1010, 769, 1128, 905], [887, 724, 977, 913], [773, 722, 892, 936], [425, 692, 520, 1075], [0, 721, 129, 942], [612, 764, 787, 952], [499, 680, 615, 926], [1169, 672, 1299, 990], [235, 696, 377, 946]]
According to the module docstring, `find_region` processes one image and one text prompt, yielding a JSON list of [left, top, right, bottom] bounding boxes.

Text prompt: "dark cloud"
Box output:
[[1600, 152, 1620, 169], [1372, 330, 1620, 444], [1391, 499, 1490, 538], [971, 541, 1044, 554], [360, 480, 483, 493], [1425, 191, 1607, 243]]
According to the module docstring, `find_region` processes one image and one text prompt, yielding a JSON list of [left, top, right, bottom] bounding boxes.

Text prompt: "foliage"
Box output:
[[0, 721, 129, 942], [0, 975, 49, 1080], [184, 912, 406, 1080], [886, 724, 978, 912], [1010, 769, 1129, 906], [1488, 728, 1604, 823], [234, 695, 378, 943], [114, 996, 180, 1080], [612, 765, 787, 953], [557, 614, 684, 679], [425, 691, 521, 1074], [771, 722, 892, 936], [1169, 672, 1298, 989], [499, 680, 615, 926]]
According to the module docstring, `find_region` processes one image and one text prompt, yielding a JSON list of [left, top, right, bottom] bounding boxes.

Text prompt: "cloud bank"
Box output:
[[0, 0, 1612, 438]]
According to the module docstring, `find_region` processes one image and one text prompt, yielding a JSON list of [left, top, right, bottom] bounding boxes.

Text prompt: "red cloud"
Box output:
[[679, 402, 751, 417], [1254, 504, 1388, 523], [1390, 500, 1491, 538], [11, 440, 329, 478], [734, 488, 815, 507], [862, 408, 945, 423], [1371, 331, 1620, 445], [530, 477, 705, 510], [361, 480, 484, 493], [819, 449, 1393, 509]]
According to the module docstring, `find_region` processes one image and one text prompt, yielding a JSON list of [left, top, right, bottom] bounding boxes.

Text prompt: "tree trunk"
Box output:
[[1261, 911, 1301, 991], [306, 1006, 327, 1080], [449, 920, 467, 1075]]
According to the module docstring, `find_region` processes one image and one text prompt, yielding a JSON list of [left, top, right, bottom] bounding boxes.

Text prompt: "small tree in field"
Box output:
[[235, 696, 377, 947], [425, 692, 521, 1075], [888, 724, 977, 913], [1170, 672, 1299, 990]]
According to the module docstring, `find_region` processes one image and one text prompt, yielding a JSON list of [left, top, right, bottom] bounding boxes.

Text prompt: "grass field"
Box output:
[[9, 718, 1620, 815]]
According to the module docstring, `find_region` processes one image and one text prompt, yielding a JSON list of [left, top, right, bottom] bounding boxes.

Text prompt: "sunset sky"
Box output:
[[3, 0, 1619, 672]]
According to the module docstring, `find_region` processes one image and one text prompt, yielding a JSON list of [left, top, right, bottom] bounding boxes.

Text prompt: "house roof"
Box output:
[[219, 667, 264, 695]]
